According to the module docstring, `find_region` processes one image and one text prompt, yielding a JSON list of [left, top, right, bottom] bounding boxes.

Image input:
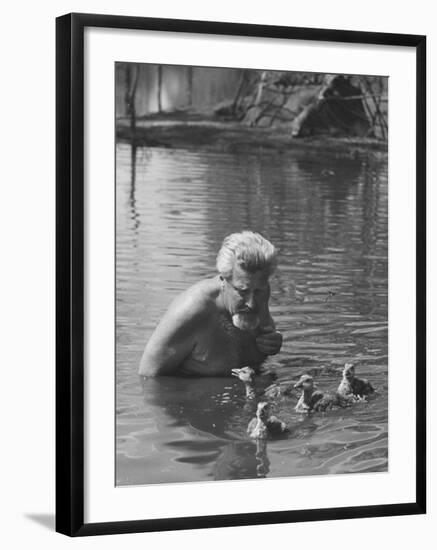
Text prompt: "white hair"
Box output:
[[216, 231, 277, 279]]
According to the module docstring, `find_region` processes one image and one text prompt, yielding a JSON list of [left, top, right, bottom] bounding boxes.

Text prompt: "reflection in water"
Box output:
[[116, 144, 388, 486], [213, 440, 270, 480], [129, 144, 140, 236]]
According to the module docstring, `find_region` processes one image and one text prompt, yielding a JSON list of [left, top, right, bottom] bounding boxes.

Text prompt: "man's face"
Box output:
[[223, 264, 270, 329]]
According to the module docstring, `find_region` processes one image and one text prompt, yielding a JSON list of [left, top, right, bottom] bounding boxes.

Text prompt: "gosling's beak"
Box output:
[[294, 381, 303, 389], [231, 368, 242, 378]]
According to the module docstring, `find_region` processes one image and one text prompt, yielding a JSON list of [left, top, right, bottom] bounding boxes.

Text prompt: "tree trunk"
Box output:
[[157, 65, 163, 112], [124, 63, 139, 132], [289, 75, 335, 136], [244, 71, 267, 126], [187, 66, 193, 107]]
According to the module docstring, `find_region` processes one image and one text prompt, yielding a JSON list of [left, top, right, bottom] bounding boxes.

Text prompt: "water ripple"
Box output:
[[116, 144, 388, 485]]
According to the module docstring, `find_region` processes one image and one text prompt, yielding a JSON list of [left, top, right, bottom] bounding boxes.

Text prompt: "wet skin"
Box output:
[[138, 265, 282, 376]]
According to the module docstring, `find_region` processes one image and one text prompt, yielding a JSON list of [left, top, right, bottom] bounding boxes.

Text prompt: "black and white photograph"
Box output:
[[0, 0, 432, 546], [115, 63, 389, 486]]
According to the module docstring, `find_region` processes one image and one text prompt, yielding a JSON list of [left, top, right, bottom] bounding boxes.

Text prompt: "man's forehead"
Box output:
[[231, 264, 270, 285]]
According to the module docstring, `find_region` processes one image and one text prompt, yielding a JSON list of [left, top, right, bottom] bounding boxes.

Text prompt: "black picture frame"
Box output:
[[56, 12, 426, 537]]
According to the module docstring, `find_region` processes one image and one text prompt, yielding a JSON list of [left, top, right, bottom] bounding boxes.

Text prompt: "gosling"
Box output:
[[232, 366, 257, 399], [337, 363, 375, 398], [232, 367, 294, 400], [294, 374, 353, 413], [247, 402, 288, 439]]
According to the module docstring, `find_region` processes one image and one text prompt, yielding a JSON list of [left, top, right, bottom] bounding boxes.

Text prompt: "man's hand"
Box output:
[[256, 326, 282, 356]]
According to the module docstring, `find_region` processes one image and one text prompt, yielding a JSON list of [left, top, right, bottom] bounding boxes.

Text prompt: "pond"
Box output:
[[115, 142, 388, 485]]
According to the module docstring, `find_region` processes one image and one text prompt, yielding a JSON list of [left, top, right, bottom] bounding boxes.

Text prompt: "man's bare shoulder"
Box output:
[[164, 277, 219, 324]]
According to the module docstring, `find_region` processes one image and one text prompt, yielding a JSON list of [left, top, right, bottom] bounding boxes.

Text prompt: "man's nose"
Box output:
[[245, 293, 257, 310]]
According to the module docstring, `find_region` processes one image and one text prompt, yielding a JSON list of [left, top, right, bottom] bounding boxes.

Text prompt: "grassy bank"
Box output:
[[116, 115, 388, 157]]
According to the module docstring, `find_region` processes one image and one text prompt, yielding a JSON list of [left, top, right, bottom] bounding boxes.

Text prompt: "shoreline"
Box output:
[[116, 117, 388, 157]]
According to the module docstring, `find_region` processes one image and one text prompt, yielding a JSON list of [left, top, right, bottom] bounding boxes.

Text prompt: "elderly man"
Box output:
[[139, 231, 282, 377]]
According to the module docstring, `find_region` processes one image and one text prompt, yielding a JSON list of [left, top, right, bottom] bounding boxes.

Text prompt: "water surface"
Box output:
[[116, 143, 388, 485]]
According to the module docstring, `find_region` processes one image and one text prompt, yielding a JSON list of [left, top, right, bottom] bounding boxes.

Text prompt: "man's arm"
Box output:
[[138, 291, 206, 376], [255, 285, 282, 356]]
